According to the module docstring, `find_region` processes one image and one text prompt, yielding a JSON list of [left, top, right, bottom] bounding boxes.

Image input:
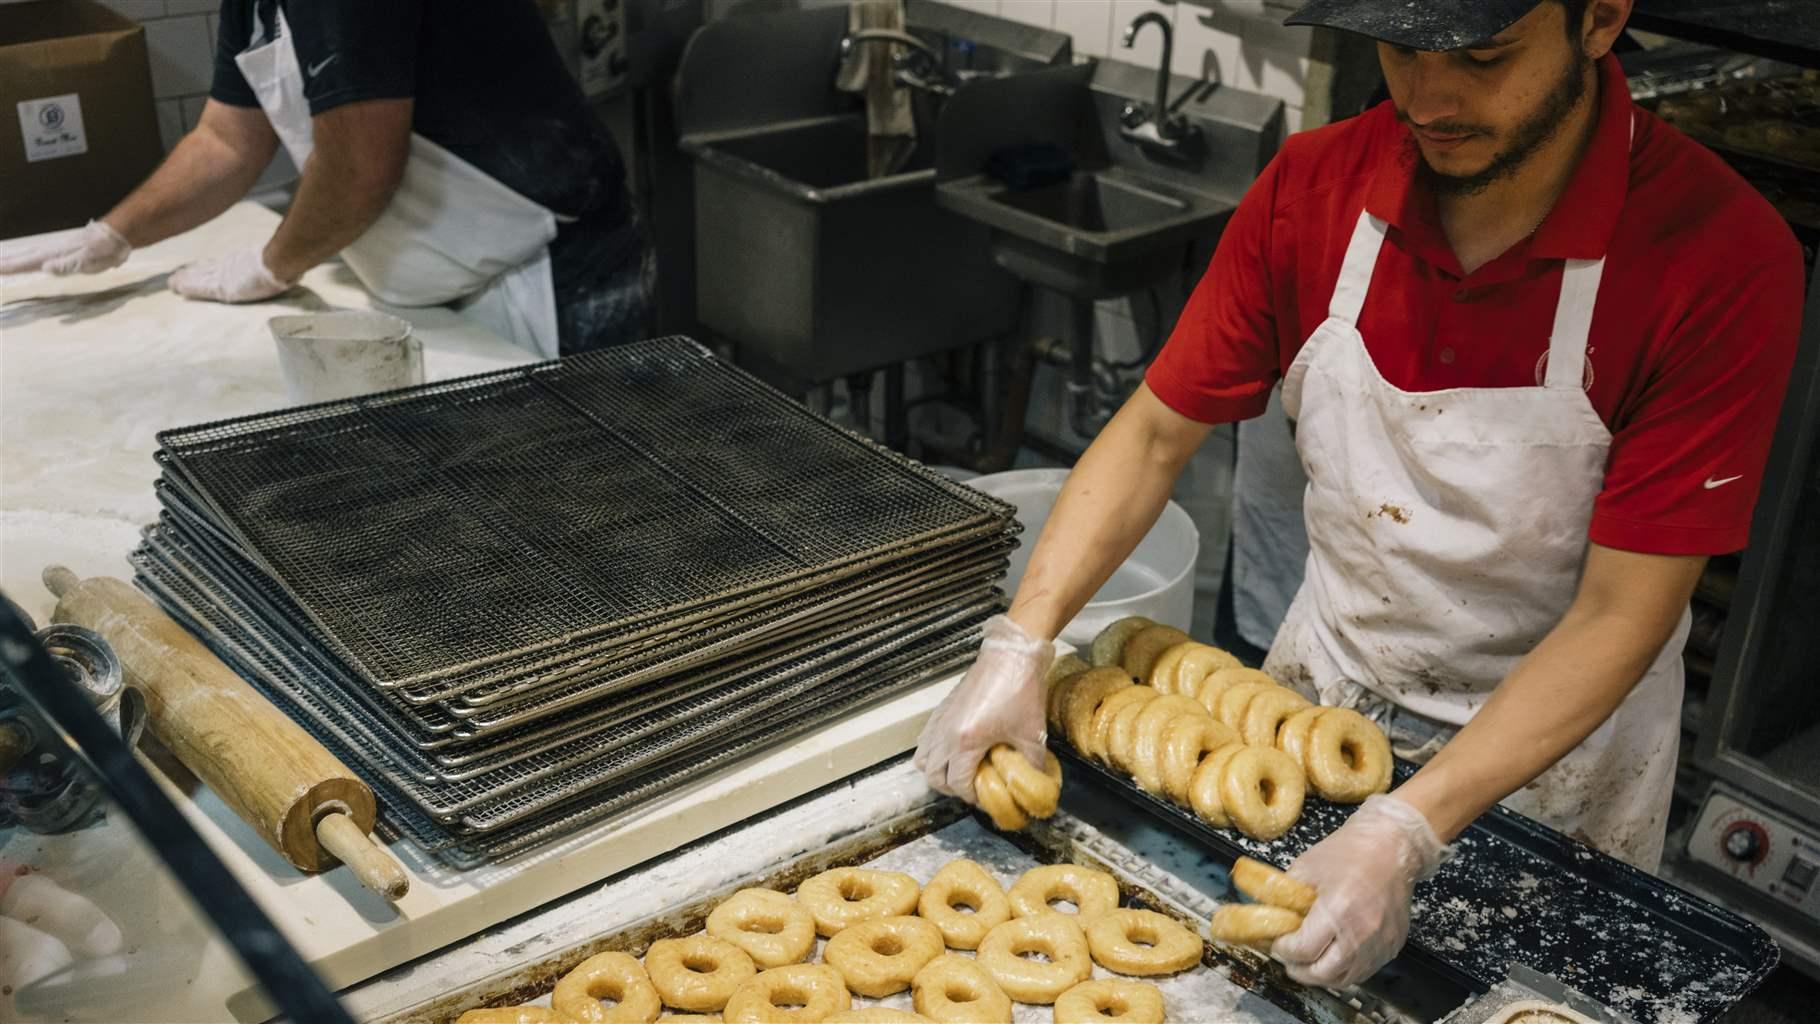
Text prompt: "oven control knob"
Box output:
[[1722, 820, 1768, 864]]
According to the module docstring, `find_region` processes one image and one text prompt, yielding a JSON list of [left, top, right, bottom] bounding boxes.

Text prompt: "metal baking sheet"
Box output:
[[151, 338, 1016, 693], [1055, 747, 1778, 1023]]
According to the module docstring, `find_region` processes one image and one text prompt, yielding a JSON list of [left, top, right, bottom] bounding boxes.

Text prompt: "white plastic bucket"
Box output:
[[967, 468, 1199, 648], [269, 311, 423, 405]]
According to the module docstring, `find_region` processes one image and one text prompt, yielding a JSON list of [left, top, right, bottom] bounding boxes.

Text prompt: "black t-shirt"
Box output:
[[211, 0, 630, 229]]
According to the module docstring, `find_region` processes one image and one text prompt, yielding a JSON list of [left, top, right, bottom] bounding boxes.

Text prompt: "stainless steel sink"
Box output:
[[995, 171, 1187, 233], [674, 3, 1071, 390]]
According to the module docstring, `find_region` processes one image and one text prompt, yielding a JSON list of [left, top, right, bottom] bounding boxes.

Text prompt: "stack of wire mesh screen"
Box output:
[[129, 338, 1014, 867]]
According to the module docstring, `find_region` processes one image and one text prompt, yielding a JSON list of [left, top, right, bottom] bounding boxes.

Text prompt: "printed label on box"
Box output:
[[17, 94, 89, 162]]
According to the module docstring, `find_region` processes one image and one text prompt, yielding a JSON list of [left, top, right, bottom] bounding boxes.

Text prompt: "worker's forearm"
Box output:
[[1007, 387, 1211, 640], [102, 123, 270, 248], [261, 151, 399, 283], [1393, 602, 1671, 841]]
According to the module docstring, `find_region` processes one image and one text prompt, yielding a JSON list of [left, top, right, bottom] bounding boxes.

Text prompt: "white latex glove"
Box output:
[[0, 220, 130, 276], [0, 866, 123, 1002], [169, 245, 293, 303], [1270, 793, 1451, 990], [912, 614, 1054, 803]]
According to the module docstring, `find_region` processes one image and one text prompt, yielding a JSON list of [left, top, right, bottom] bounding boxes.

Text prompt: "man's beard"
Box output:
[[1399, 52, 1594, 197]]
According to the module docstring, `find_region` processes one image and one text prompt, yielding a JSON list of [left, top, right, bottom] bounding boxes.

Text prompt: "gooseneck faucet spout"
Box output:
[[1122, 12, 1174, 136]]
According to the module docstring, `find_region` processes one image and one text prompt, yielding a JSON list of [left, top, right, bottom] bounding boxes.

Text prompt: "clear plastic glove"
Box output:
[[169, 246, 293, 303], [0, 865, 123, 1002], [0, 220, 130, 276], [912, 614, 1054, 803], [1270, 793, 1451, 989]]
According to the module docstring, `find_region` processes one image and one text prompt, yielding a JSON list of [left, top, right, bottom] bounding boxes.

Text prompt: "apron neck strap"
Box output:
[[1328, 211, 1389, 327]]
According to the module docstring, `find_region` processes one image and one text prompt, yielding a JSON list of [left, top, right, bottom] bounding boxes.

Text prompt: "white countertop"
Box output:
[[0, 205, 966, 1021]]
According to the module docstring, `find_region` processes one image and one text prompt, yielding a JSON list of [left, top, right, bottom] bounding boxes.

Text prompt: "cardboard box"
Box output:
[[0, 1, 162, 240]]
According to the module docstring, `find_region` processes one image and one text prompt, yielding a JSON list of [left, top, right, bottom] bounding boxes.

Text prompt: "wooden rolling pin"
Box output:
[[44, 567, 408, 902]]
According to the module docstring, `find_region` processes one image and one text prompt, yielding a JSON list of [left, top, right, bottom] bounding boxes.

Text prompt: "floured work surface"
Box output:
[[1059, 748, 1777, 1024], [130, 337, 1018, 863], [413, 810, 1368, 1024]]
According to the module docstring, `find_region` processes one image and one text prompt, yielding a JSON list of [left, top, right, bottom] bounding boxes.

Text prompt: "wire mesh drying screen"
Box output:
[[153, 338, 1014, 691]]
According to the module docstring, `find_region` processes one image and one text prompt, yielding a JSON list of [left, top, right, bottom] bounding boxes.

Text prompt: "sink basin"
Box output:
[[992, 172, 1188, 234]]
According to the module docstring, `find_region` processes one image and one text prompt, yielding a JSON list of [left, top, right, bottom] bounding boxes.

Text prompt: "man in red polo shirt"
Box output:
[[916, 0, 1805, 990]]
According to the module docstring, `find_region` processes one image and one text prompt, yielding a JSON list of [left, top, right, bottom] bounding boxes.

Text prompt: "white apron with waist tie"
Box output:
[[235, 8, 563, 358], [1260, 204, 1690, 871]]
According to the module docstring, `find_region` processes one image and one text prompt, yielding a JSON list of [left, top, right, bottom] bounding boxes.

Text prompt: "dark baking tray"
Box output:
[[1054, 745, 1777, 1023]]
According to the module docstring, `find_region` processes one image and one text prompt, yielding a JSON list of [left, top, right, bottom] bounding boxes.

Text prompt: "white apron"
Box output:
[[235, 8, 563, 358], [1261, 204, 1689, 871]]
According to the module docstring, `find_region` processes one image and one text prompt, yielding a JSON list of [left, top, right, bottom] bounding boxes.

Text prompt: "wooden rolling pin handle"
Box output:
[[42, 566, 78, 599], [315, 811, 409, 902]]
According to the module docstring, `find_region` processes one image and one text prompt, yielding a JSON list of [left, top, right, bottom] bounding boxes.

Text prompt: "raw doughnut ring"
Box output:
[[1142, 642, 1195, 692], [1209, 904, 1303, 947], [1219, 747, 1306, 841], [1048, 653, 1091, 687], [1090, 617, 1155, 668], [1164, 645, 1244, 698], [553, 951, 663, 1023], [1120, 626, 1192, 682], [1062, 669, 1133, 753], [1007, 864, 1121, 924], [824, 915, 944, 997], [456, 1008, 568, 1024], [796, 869, 921, 937], [917, 859, 1011, 950], [1214, 681, 1277, 731], [1274, 706, 1325, 769], [1087, 685, 1158, 764], [1192, 667, 1277, 718], [1045, 655, 1093, 732], [912, 953, 1013, 1024], [645, 934, 757, 1012], [825, 1009, 932, 1023], [723, 964, 852, 1023], [992, 745, 1063, 817], [1052, 979, 1166, 1024], [1241, 686, 1311, 747], [1105, 688, 1163, 773], [1084, 909, 1202, 976], [707, 888, 817, 969], [1229, 857, 1316, 915], [976, 914, 1093, 1004], [1128, 695, 1209, 795], [1306, 707, 1394, 803], [974, 761, 1030, 831], [1157, 716, 1239, 805], [1186, 743, 1245, 829]]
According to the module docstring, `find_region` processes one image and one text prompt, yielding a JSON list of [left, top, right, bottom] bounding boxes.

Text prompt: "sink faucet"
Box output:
[[840, 29, 957, 96], [1120, 13, 1199, 154]]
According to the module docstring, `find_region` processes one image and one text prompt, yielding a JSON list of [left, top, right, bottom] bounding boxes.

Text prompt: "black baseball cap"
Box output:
[[1284, 0, 1546, 52]]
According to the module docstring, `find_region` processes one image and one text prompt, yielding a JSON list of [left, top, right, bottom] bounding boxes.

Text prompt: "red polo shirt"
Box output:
[[1147, 53, 1805, 556]]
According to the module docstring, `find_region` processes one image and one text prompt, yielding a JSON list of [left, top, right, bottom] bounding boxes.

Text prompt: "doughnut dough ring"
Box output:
[[644, 934, 757, 1012], [917, 859, 1011, 950], [796, 868, 921, 937], [1142, 642, 1195, 693], [1052, 979, 1166, 1024], [1084, 909, 1202, 976], [1087, 685, 1158, 764], [1210, 904, 1304, 947], [1157, 716, 1238, 805], [1220, 747, 1306, 841], [1192, 667, 1277, 718], [1105, 689, 1163, 774], [1119, 625, 1192, 683], [974, 761, 1030, 831], [1214, 680, 1276, 731], [1306, 707, 1394, 803], [1168, 645, 1245, 698], [1241, 686, 1311, 747], [976, 914, 1094, 1004], [708, 888, 818, 968], [455, 1008, 569, 1024], [1128, 695, 1210, 795], [823, 915, 944, 998], [1090, 617, 1155, 668], [1007, 864, 1120, 924], [1229, 857, 1317, 915], [723, 964, 852, 1023], [1187, 743, 1246, 829], [912, 953, 1013, 1024], [1061, 669, 1133, 753], [552, 951, 663, 1023], [1275, 705, 1325, 770]]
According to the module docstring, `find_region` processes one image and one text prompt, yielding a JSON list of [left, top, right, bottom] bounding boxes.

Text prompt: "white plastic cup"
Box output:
[[269, 311, 423, 405], [966, 468, 1200, 648]]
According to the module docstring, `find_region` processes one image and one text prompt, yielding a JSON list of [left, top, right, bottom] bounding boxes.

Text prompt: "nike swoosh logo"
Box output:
[[305, 54, 338, 78], [1704, 475, 1744, 490]]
